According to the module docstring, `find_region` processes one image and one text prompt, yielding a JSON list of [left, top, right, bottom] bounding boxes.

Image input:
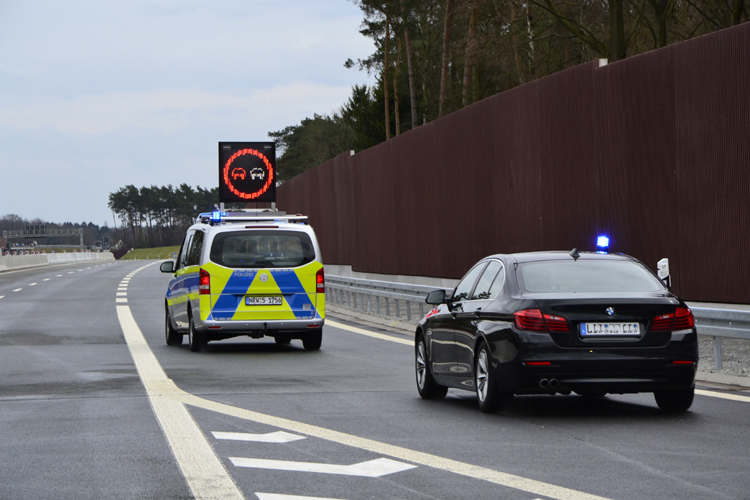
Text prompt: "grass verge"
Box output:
[[121, 246, 180, 260]]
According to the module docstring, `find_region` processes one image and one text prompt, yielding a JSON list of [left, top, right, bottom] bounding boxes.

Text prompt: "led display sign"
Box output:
[[218, 142, 276, 203]]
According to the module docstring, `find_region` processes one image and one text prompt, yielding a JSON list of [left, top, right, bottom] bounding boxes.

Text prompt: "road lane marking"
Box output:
[[116, 298, 128, 303], [117, 264, 611, 500], [212, 431, 306, 443], [229, 457, 415, 478], [0, 296, 4, 300], [117, 302, 243, 500], [29, 283, 37, 286], [326, 320, 412, 346], [12, 288, 22, 292], [43, 278, 50, 281], [118, 288, 127, 291], [696, 389, 750, 403], [117, 292, 127, 296], [68, 272, 74, 274], [255, 494, 349, 500]]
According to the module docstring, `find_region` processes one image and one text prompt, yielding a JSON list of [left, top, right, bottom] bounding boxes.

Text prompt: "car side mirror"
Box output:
[[160, 261, 175, 273], [425, 289, 446, 305]]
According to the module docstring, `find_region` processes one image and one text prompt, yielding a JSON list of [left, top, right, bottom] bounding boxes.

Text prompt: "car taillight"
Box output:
[[199, 269, 210, 295], [651, 307, 694, 332], [513, 309, 570, 333], [316, 268, 324, 293]]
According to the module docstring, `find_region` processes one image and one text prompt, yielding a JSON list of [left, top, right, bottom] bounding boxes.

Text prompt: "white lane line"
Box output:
[[43, 278, 50, 281], [696, 389, 750, 403], [0, 296, 5, 300], [116, 298, 128, 303], [57, 274, 63, 277], [118, 288, 127, 291], [229, 457, 416, 478], [326, 320, 412, 346], [212, 431, 306, 443], [12, 288, 22, 292], [117, 292, 127, 296], [78, 269, 83, 272], [255, 494, 349, 500], [29, 283, 37, 286], [117, 268, 612, 500], [87, 267, 91, 269], [117, 303, 243, 500], [67, 272, 74, 274]]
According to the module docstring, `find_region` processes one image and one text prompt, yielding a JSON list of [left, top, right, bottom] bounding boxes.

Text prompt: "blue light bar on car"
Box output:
[[211, 211, 226, 223], [596, 235, 610, 253]]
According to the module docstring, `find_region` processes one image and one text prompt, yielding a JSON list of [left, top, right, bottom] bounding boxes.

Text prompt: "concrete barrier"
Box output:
[[0, 252, 115, 272]]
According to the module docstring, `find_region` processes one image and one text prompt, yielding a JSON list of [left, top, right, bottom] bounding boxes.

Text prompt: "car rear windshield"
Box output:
[[516, 260, 665, 293], [209, 230, 315, 269]]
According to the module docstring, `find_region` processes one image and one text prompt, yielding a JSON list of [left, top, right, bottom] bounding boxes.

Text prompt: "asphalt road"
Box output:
[[2, 260, 750, 500]]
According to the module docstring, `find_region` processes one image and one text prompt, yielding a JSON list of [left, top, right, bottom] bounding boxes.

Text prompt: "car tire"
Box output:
[[188, 313, 207, 352], [415, 334, 448, 400], [475, 343, 500, 413], [654, 386, 695, 413], [275, 334, 291, 345], [165, 307, 182, 346], [302, 328, 322, 350]]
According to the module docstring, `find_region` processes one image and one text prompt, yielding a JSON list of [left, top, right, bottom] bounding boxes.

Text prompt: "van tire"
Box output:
[[303, 329, 322, 350], [188, 314, 207, 352], [165, 307, 182, 346]]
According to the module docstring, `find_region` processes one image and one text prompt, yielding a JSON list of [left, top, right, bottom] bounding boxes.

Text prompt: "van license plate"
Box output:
[[581, 323, 640, 335], [245, 296, 283, 306]]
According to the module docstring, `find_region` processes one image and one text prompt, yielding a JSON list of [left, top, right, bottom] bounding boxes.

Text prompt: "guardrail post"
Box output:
[[419, 302, 424, 317], [395, 300, 401, 319], [406, 302, 412, 321], [376, 296, 381, 315], [386, 298, 390, 317], [367, 293, 372, 313], [713, 336, 723, 370]]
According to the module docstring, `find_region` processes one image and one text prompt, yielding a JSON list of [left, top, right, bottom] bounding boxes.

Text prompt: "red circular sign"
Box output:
[[222, 148, 274, 200]]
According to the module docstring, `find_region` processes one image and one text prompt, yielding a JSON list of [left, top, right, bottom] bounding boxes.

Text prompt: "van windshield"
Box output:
[[209, 230, 315, 269]]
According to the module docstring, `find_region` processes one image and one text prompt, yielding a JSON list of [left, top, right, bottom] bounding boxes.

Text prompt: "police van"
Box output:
[[160, 210, 325, 352]]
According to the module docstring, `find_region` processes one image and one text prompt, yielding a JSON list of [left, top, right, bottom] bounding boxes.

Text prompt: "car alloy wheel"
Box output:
[[415, 335, 448, 399]]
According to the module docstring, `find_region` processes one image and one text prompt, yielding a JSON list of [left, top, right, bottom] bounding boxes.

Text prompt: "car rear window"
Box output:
[[516, 260, 665, 293], [209, 230, 315, 269]]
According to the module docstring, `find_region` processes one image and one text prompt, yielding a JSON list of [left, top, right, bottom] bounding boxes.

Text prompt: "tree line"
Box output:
[[270, 0, 747, 181], [0, 214, 110, 248], [107, 184, 218, 248]]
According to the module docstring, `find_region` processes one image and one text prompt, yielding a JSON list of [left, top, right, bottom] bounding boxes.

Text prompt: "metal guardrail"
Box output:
[[326, 275, 750, 370]]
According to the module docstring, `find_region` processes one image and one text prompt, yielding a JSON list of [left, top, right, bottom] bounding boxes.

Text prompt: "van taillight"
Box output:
[[199, 269, 210, 295], [513, 309, 570, 333], [316, 268, 325, 293]]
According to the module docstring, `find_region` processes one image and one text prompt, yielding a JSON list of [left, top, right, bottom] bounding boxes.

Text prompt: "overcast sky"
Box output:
[[0, 0, 375, 226]]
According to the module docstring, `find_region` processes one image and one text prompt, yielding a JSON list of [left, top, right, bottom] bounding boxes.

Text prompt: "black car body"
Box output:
[[415, 251, 698, 413]]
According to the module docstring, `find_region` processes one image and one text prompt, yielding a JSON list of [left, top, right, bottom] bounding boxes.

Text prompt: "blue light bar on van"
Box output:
[[596, 235, 610, 253], [211, 211, 226, 222]]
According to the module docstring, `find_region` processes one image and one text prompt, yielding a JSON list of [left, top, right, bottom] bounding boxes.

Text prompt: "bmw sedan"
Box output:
[[415, 251, 698, 413]]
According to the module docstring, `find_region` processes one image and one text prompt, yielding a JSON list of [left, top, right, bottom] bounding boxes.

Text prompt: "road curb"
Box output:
[[327, 305, 750, 387]]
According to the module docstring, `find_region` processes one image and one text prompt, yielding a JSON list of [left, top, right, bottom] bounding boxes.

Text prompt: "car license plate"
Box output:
[[580, 322, 640, 336], [245, 296, 283, 306]]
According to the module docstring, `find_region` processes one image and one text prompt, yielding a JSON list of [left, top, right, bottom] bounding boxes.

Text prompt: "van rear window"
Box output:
[[209, 230, 315, 269]]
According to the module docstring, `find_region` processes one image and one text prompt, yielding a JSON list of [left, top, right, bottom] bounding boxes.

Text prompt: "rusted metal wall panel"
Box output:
[[536, 61, 599, 252], [673, 24, 750, 303], [277, 23, 750, 303], [592, 49, 684, 293]]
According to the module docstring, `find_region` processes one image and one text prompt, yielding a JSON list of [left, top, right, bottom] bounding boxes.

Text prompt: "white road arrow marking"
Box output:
[[212, 431, 305, 443], [255, 494, 349, 500], [229, 457, 416, 477]]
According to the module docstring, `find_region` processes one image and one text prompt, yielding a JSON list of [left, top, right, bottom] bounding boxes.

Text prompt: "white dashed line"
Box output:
[[29, 283, 37, 286], [255, 495, 349, 500], [57, 275, 63, 277], [67, 272, 74, 274], [116, 298, 128, 303], [117, 288, 127, 291], [12, 288, 22, 292], [0, 296, 5, 300], [43, 278, 50, 281], [117, 292, 127, 297]]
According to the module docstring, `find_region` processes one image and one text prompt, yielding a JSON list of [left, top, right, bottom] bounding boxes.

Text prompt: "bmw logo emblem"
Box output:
[[606, 307, 615, 316], [259, 273, 269, 282]]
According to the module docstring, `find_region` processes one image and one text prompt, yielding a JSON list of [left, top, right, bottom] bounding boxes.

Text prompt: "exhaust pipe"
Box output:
[[539, 379, 550, 389], [549, 378, 560, 389]]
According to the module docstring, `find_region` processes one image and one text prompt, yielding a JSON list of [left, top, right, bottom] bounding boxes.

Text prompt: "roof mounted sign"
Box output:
[[218, 142, 276, 203]]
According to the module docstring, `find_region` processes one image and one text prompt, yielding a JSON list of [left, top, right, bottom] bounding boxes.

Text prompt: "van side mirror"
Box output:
[[425, 289, 446, 305], [160, 261, 175, 273]]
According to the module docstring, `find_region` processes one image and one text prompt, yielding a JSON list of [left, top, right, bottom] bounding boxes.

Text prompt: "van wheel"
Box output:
[[303, 328, 322, 350], [165, 308, 182, 346], [188, 314, 207, 352]]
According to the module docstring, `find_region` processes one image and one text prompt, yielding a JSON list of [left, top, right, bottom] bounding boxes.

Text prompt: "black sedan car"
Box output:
[[415, 251, 698, 413]]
